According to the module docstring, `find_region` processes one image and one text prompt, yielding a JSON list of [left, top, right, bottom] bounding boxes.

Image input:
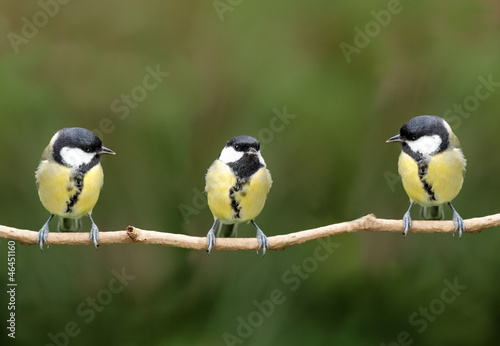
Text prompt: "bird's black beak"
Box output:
[[386, 134, 403, 143], [100, 146, 116, 155], [249, 147, 258, 154]]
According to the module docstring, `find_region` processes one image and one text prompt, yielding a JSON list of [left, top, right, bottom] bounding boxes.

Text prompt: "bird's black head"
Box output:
[[219, 135, 264, 179], [226, 135, 260, 153], [52, 128, 114, 170], [387, 115, 451, 160], [399, 116, 448, 143], [56, 128, 103, 153]]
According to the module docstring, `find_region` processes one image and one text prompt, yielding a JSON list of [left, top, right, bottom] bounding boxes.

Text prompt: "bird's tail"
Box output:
[[58, 217, 82, 232], [420, 205, 444, 220], [216, 223, 238, 238]]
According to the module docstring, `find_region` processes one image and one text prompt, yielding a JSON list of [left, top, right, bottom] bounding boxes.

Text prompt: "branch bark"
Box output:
[[1, 213, 499, 251]]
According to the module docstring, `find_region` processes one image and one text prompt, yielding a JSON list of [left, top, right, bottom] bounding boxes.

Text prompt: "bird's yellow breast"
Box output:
[[205, 160, 272, 223], [426, 148, 466, 203], [36, 160, 104, 217], [398, 148, 465, 206]]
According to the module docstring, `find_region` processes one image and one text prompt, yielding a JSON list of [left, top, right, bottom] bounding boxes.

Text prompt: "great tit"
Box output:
[[35, 127, 115, 249], [205, 135, 272, 255], [387, 115, 466, 237]]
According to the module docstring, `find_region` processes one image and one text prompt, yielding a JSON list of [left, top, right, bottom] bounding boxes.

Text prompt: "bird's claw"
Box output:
[[89, 225, 99, 249], [88, 214, 99, 249], [256, 230, 268, 256], [207, 229, 216, 253], [452, 213, 465, 239], [37, 227, 49, 251], [252, 221, 268, 256], [449, 203, 464, 239], [206, 219, 220, 254], [403, 211, 412, 237], [402, 202, 414, 237], [37, 215, 53, 251]]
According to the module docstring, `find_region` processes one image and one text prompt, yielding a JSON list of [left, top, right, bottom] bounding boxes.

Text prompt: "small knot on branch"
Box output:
[[127, 226, 140, 240]]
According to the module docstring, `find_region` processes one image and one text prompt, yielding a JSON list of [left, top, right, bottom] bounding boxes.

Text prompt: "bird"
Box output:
[[35, 127, 115, 250], [205, 135, 272, 255], [386, 115, 466, 237]]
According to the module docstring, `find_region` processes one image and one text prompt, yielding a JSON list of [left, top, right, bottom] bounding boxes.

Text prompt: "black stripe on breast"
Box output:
[[418, 163, 436, 202], [65, 173, 84, 214], [229, 178, 249, 219]]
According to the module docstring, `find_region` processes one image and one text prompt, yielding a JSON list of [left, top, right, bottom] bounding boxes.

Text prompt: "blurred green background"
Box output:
[[1, 0, 500, 345]]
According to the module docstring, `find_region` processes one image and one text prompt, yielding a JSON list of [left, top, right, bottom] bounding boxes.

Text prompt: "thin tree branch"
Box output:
[[1, 213, 499, 251]]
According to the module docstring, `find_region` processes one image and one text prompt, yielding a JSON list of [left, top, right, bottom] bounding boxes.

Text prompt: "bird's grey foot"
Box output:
[[403, 202, 414, 237], [37, 214, 54, 251], [88, 214, 99, 249], [206, 219, 220, 254], [252, 220, 268, 256], [449, 203, 465, 239]]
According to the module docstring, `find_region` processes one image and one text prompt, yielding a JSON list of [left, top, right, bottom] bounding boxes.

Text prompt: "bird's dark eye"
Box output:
[[410, 135, 417, 141], [234, 144, 241, 151], [83, 148, 91, 153]]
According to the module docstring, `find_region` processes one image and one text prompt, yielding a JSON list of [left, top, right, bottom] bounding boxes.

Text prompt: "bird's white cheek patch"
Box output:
[[407, 135, 442, 156], [60, 147, 95, 167], [219, 146, 244, 164]]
